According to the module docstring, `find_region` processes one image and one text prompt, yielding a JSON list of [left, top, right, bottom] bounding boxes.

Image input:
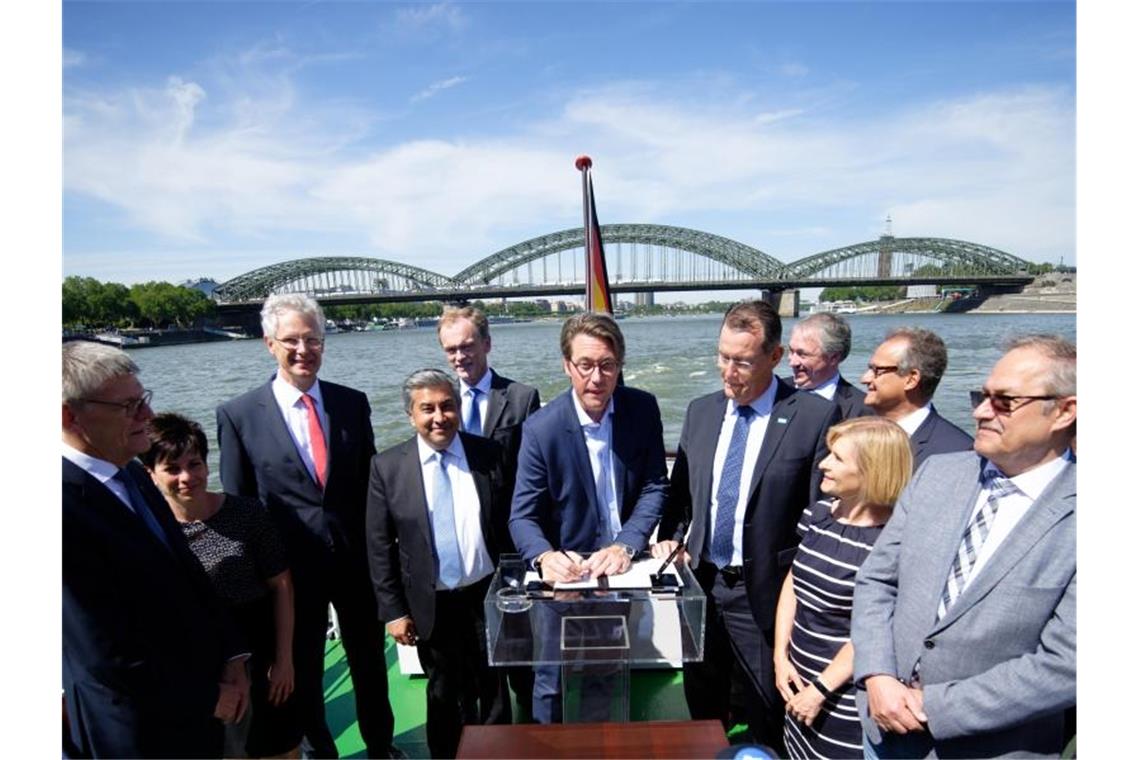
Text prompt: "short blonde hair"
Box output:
[[826, 417, 913, 508]]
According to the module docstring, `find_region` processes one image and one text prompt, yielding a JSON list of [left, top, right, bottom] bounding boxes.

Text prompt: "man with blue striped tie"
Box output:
[[852, 335, 1076, 758], [654, 301, 840, 754]]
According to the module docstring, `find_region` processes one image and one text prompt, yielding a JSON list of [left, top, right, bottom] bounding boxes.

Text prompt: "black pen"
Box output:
[[559, 549, 590, 580], [654, 542, 685, 578]]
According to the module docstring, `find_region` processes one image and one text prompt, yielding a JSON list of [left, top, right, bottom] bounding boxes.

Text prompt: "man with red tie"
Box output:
[[217, 294, 398, 758]]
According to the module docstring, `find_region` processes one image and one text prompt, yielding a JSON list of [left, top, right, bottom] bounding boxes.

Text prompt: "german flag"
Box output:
[[576, 155, 614, 314]]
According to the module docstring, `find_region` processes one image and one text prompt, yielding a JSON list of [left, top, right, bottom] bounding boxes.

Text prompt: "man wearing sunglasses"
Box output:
[[852, 335, 1076, 758], [217, 294, 398, 758], [860, 327, 973, 470], [508, 312, 668, 723]]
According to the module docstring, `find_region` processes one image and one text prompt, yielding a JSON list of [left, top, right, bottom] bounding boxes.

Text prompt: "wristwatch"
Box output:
[[613, 542, 635, 559]]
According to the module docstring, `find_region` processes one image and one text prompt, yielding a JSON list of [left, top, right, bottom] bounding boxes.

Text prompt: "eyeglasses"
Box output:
[[570, 359, 621, 378], [273, 336, 325, 351], [866, 364, 901, 378], [81, 389, 154, 416], [716, 353, 755, 371], [970, 390, 1058, 415]]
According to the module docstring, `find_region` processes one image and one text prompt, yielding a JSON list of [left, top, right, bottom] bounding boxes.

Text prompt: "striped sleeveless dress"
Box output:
[[784, 500, 884, 759]]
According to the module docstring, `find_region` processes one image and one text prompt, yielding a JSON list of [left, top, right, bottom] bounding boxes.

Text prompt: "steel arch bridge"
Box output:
[[453, 223, 786, 285], [213, 256, 454, 302], [783, 237, 1032, 280]]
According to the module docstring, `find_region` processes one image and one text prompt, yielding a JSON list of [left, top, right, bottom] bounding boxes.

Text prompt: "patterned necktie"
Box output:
[[432, 451, 464, 588], [708, 404, 754, 568], [465, 387, 483, 436], [113, 468, 172, 552], [300, 393, 328, 487], [937, 470, 1019, 620]]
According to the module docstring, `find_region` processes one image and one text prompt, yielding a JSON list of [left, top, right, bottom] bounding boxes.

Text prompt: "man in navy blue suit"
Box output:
[[653, 301, 840, 752], [217, 294, 396, 758], [860, 327, 973, 470], [508, 312, 668, 722], [63, 341, 248, 758]]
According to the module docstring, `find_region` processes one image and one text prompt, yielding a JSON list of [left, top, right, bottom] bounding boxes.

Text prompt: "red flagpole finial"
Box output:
[[575, 154, 593, 171]]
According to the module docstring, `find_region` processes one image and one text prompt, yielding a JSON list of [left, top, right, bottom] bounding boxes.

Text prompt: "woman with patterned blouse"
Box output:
[[142, 413, 301, 759]]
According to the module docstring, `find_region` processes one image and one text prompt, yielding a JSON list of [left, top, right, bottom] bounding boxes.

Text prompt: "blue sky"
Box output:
[[62, 1, 1076, 285]]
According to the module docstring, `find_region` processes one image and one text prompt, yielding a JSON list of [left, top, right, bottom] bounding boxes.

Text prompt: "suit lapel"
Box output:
[[400, 439, 435, 554], [318, 382, 339, 486], [258, 381, 320, 492], [560, 393, 600, 518], [611, 389, 630, 518], [463, 436, 496, 548], [483, 371, 508, 436], [690, 394, 726, 542], [746, 382, 798, 504], [933, 462, 1076, 631]]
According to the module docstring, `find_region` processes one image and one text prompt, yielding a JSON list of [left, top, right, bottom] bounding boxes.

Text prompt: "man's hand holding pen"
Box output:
[[537, 548, 588, 583], [650, 539, 691, 565]]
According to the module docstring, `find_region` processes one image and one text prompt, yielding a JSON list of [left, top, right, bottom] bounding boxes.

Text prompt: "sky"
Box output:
[[61, 1, 1077, 286]]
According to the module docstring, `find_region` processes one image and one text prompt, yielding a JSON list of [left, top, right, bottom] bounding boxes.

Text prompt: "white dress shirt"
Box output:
[[808, 372, 840, 401], [459, 369, 492, 435], [895, 403, 932, 437], [706, 377, 779, 567], [961, 453, 1071, 591], [417, 434, 494, 589], [571, 392, 622, 543], [271, 374, 327, 485]]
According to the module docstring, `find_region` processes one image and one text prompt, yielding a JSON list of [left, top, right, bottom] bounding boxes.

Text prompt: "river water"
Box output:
[[127, 312, 1075, 489]]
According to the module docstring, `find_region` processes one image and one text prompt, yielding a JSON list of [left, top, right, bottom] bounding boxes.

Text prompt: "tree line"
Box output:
[[63, 277, 216, 329]]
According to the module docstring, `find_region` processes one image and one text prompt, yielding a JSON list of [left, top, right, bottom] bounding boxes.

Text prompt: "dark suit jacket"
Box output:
[[659, 380, 841, 630], [216, 378, 376, 569], [508, 386, 669, 563], [365, 433, 511, 639], [63, 458, 242, 758], [833, 375, 874, 420], [481, 369, 541, 458], [910, 405, 973, 470]]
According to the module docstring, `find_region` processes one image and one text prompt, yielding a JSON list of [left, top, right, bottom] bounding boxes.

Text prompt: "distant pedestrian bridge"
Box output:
[[212, 223, 1035, 304]]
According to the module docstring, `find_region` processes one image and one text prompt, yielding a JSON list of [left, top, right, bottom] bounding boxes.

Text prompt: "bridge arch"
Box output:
[[452, 223, 786, 285], [784, 237, 1033, 280], [214, 256, 454, 302]]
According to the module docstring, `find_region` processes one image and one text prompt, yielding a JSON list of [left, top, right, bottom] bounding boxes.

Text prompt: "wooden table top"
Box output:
[[457, 719, 730, 759]]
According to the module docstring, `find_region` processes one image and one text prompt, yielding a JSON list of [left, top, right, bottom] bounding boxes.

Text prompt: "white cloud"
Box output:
[[63, 62, 1075, 281], [395, 2, 467, 32], [410, 75, 468, 103], [63, 48, 87, 69], [779, 62, 809, 78]]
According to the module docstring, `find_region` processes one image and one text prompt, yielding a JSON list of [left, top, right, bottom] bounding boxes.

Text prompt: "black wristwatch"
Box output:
[[613, 542, 635, 559]]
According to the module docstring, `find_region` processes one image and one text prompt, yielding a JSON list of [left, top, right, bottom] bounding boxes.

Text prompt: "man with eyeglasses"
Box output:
[[436, 306, 540, 719], [852, 335, 1076, 758], [787, 313, 872, 419], [860, 327, 972, 470], [653, 300, 840, 753], [217, 294, 398, 758], [508, 312, 668, 723], [63, 341, 250, 757]]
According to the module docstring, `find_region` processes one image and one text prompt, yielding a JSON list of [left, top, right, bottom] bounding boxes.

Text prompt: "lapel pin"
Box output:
[[777, 417, 788, 424]]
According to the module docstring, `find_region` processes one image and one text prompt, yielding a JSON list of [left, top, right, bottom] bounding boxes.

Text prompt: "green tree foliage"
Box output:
[[820, 285, 904, 302], [62, 276, 215, 328]]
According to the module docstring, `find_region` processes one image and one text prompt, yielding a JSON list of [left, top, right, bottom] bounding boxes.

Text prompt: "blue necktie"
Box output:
[[708, 405, 754, 568], [465, 387, 483, 436], [432, 451, 464, 588], [595, 440, 615, 546], [113, 468, 173, 552]]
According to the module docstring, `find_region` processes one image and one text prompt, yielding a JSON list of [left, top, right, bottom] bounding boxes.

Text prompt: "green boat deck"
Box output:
[[323, 638, 698, 758]]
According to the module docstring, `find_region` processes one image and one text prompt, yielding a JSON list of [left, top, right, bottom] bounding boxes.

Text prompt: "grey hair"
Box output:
[[884, 327, 948, 402], [260, 293, 326, 340], [63, 341, 140, 404], [794, 313, 852, 360], [401, 368, 460, 413], [1003, 334, 1076, 398]]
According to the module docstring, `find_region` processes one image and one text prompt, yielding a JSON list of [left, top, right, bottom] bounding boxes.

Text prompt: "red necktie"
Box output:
[[300, 393, 328, 487]]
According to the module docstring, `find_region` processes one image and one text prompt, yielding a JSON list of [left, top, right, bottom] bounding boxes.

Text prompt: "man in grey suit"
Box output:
[[437, 305, 540, 719], [860, 327, 972, 469], [787, 312, 872, 419], [852, 335, 1076, 757], [366, 369, 512, 758]]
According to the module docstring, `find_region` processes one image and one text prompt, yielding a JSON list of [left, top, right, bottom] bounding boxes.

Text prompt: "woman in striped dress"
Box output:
[[773, 417, 913, 759]]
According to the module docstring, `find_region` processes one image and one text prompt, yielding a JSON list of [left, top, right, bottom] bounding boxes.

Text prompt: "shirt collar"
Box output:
[[460, 368, 493, 396], [808, 372, 841, 401], [62, 441, 122, 485], [571, 390, 615, 428], [896, 402, 932, 436], [272, 373, 323, 408], [417, 432, 467, 465], [983, 453, 1071, 501], [732, 376, 779, 417]]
